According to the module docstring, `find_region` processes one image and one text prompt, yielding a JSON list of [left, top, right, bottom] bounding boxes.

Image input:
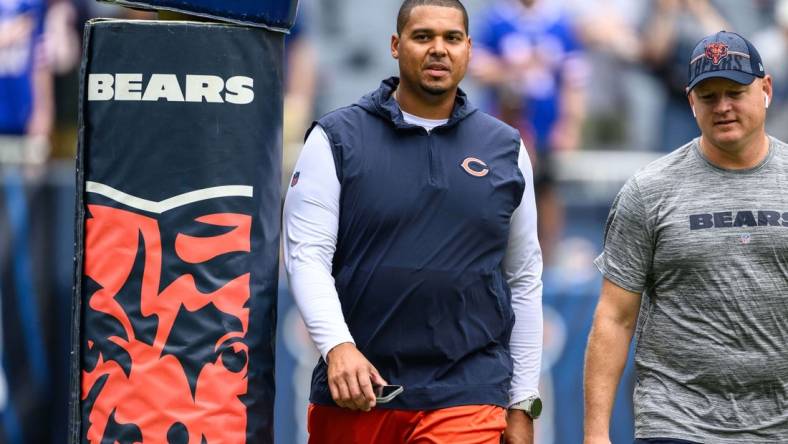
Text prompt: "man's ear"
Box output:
[[762, 75, 773, 108], [687, 92, 697, 118], [391, 33, 400, 59]]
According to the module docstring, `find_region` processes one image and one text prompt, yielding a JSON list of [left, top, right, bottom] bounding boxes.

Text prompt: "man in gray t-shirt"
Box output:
[[584, 31, 788, 444]]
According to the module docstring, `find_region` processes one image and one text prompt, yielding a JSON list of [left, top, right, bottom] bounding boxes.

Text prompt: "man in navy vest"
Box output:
[[283, 1, 543, 442]]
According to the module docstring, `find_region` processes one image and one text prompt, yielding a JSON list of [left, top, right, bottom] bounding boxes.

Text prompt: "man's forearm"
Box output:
[[504, 409, 534, 444], [583, 312, 635, 441]]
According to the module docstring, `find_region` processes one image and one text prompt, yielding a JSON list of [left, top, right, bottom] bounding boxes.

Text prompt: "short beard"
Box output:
[[420, 83, 450, 96]]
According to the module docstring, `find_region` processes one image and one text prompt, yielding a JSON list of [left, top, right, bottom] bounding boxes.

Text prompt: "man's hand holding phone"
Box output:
[[326, 342, 387, 411], [374, 384, 403, 403]]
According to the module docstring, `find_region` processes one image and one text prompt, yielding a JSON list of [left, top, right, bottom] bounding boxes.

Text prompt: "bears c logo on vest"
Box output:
[[461, 157, 490, 177]]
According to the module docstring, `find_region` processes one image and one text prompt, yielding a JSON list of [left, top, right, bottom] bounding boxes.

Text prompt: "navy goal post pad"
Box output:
[[70, 19, 282, 444], [97, 0, 299, 31]]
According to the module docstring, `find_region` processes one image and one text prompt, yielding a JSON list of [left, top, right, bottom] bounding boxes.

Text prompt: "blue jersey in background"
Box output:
[[0, 0, 44, 135], [475, 1, 585, 153]]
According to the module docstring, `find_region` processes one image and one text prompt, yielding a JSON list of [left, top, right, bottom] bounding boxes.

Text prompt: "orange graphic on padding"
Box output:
[[82, 205, 252, 443]]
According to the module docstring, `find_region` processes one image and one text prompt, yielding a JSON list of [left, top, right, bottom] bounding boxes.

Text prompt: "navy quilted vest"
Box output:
[[308, 77, 525, 409]]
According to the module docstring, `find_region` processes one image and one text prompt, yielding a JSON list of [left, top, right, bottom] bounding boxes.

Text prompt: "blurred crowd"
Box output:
[[2, 0, 788, 255], [0, 0, 156, 164], [462, 0, 788, 262]]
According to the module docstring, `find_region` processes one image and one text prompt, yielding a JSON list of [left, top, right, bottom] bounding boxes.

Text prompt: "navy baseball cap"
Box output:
[[687, 31, 765, 92]]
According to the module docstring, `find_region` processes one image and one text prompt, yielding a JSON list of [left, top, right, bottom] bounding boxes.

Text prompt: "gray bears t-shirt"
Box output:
[[595, 137, 788, 443]]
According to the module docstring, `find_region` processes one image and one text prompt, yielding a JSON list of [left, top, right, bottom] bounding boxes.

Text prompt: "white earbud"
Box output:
[[692, 106, 697, 118], [764, 93, 770, 109]]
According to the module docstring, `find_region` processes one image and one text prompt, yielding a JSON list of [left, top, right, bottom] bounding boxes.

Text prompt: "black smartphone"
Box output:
[[374, 385, 404, 403]]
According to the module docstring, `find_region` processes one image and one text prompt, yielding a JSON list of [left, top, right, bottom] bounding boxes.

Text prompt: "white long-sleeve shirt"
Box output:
[[283, 113, 543, 406]]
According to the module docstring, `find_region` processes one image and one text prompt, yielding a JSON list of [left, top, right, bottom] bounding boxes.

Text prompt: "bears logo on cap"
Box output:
[[705, 42, 729, 65]]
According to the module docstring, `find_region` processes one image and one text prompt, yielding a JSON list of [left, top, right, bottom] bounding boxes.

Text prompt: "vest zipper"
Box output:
[[426, 129, 439, 187]]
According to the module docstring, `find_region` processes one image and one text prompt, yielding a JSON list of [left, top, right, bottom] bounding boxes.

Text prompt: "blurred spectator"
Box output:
[[471, 0, 588, 265], [282, 12, 317, 193], [754, 0, 788, 140], [562, 0, 664, 152], [0, 0, 53, 164], [43, 0, 82, 159], [713, 0, 775, 38], [641, 0, 728, 151], [566, 0, 644, 63], [43, 0, 80, 74]]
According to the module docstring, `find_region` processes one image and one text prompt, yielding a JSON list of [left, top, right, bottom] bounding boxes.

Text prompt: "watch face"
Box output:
[[530, 398, 542, 419]]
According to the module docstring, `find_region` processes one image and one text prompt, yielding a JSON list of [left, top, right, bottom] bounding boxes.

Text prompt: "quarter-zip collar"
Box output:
[[357, 77, 477, 131]]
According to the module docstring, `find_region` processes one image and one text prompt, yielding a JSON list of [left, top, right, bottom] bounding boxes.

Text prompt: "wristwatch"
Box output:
[[509, 396, 542, 419]]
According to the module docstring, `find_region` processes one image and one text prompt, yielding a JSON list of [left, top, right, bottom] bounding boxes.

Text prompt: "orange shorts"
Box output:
[[307, 403, 506, 444]]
